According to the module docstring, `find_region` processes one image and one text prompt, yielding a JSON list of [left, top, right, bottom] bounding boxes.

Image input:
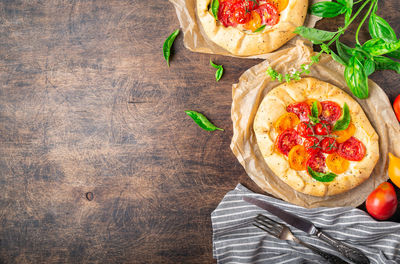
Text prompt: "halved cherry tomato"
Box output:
[[326, 152, 349, 174], [332, 122, 355, 143], [314, 122, 332, 136], [287, 102, 311, 122], [388, 153, 400, 189], [306, 151, 326, 173], [274, 113, 300, 134], [270, 0, 288, 12], [304, 99, 322, 115], [275, 129, 301, 156], [319, 137, 338, 154], [232, 3, 251, 24], [296, 122, 314, 137], [303, 137, 320, 154], [320, 101, 342, 123], [244, 10, 262, 31], [218, 1, 238, 27], [393, 94, 400, 122], [366, 182, 398, 220], [338, 137, 366, 161], [288, 145, 307, 171], [256, 3, 279, 26]]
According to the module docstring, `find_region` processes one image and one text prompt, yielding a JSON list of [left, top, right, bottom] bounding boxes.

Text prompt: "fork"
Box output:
[[254, 214, 349, 264]]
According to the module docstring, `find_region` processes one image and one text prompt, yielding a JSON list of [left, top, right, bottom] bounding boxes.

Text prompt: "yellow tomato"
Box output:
[[244, 11, 262, 32], [332, 122, 356, 143], [304, 99, 322, 115], [388, 153, 400, 188], [270, 0, 288, 12], [274, 112, 300, 134], [288, 145, 307, 171], [326, 152, 349, 174]]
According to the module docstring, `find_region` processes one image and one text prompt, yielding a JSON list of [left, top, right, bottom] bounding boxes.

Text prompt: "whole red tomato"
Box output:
[[366, 182, 398, 220], [394, 94, 400, 122]]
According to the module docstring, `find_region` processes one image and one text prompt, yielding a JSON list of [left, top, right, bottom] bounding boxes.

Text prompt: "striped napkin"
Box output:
[[212, 184, 400, 264]]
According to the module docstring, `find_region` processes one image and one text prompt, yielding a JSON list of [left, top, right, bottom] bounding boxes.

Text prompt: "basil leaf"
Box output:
[[311, 101, 319, 118], [362, 38, 400, 56], [185, 110, 224, 131], [369, 13, 397, 43], [211, 0, 219, 20], [374, 56, 400, 74], [333, 103, 350, 131], [330, 49, 347, 66], [309, 2, 346, 18], [308, 167, 337, 182], [345, 55, 369, 99], [309, 116, 320, 124], [210, 59, 224, 81], [253, 25, 266, 33], [387, 49, 400, 60], [163, 29, 180, 67], [294, 26, 337, 44], [364, 59, 375, 76], [336, 40, 353, 64]]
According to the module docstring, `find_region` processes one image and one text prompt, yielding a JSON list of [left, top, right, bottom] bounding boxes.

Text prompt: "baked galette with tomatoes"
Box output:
[[196, 0, 308, 56], [254, 78, 379, 197]]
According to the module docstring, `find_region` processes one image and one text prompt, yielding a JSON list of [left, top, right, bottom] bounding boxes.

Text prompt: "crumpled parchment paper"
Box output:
[[169, 0, 327, 58], [230, 40, 400, 208]]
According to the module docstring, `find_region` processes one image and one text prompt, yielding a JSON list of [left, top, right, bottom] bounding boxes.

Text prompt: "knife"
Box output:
[[243, 196, 370, 264]]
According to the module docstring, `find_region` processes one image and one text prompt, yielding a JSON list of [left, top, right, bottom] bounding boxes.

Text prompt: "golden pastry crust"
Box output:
[[253, 78, 379, 197], [196, 0, 308, 56]]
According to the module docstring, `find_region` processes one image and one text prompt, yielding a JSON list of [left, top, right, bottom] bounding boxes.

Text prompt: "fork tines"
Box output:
[[253, 214, 284, 238]]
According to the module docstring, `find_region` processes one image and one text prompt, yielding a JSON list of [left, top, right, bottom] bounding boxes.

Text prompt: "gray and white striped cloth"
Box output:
[[212, 184, 400, 264]]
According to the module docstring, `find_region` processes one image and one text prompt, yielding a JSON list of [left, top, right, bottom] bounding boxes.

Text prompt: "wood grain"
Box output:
[[0, 0, 399, 263]]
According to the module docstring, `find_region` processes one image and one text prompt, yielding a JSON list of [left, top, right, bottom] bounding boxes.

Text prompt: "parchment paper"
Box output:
[[169, 0, 327, 58], [231, 40, 400, 208]]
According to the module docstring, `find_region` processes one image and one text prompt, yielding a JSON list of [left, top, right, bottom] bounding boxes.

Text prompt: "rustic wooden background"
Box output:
[[1, 0, 399, 263]]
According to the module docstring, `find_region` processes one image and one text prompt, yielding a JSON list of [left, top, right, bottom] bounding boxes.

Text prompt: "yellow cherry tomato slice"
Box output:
[[304, 99, 322, 115], [270, 0, 288, 12], [244, 11, 262, 32], [388, 153, 400, 189], [274, 112, 300, 134], [326, 152, 349, 174], [288, 145, 307, 171], [332, 122, 356, 143]]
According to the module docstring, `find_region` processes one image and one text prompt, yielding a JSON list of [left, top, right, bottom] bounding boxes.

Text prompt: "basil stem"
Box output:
[[163, 29, 180, 67], [185, 110, 224, 131], [253, 25, 266, 33], [210, 59, 224, 81], [333, 103, 350, 131], [211, 0, 219, 20], [308, 167, 337, 182]]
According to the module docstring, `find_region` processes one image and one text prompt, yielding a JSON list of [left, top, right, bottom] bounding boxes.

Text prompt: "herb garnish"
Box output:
[[163, 29, 180, 67], [211, 0, 219, 20], [308, 167, 337, 182], [185, 110, 224, 131], [254, 25, 266, 33], [333, 103, 350, 131], [210, 59, 224, 81]]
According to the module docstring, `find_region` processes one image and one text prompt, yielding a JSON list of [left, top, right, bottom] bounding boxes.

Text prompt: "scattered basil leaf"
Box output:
[[311, 101, 319, 118], [330, 49, 347, 66], [211, 0, 219, 20], [336, 40, 353, 65], [163, 29, 180, 67], [374, 56, 400, 74], [210, 59, 224, 81], [308, 167, 337, 182], [253, 25, 266, 33], [333, 103, 350, 131], [369, 13, 397, 43], [309, 2, 347, 18], [294, 26, 337, 44], [364, 59, 375, 76], [345, 55, 369, 99], [185, 110, 224, 131]]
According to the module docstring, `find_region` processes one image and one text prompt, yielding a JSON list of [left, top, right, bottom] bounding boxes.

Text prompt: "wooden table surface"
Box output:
[[1, 0, 400, 263]]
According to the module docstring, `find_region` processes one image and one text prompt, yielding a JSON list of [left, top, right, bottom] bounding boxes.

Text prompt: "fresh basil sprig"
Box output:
[[210, 59, 224, 81], [309, 1, 347, 18], [163, 29, 180, 67], [210, 0, 219, 20], [333, 103, 350, 131], [253, 25, 266, 33], [294, 27, 337, 44], [308, 167, 337, 182], [185, 110, 224, 131]]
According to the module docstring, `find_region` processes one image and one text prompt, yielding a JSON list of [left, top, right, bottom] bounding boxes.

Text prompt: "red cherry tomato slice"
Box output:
[[303, 137, 320, 154], [287, 102, 311, 122], [338, 137, 366, 161], [218, 0, 256, 27], [394, 94, 400, 122], [275, 129, 301, 156], [256, 3, 279, 26], [320, 101, 342, 123], [231, 3, 251, 24], [306, 151, 326, 173], [218, 1, 239, 27], [296, 122, 314, 137], [319, 137, 338, 154], [314, 122, 332, 136]]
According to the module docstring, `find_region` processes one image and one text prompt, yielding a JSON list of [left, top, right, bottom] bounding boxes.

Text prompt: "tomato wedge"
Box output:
[[320, 101, 342, 123], [256, 3, 279, 26], [306, 151, 326, 173], [275, 129, 301, 156], [332, 122, 355, 143], [296, 121, 314, 137], [326, 152, 349, 174], [319, 137, 338, 154], [274, 113, 300, 134], [288, 145, 307, 171], [303, 137, 320, 154], [244, 10, 262, 31], [338, 137, 366, 161], [287, 102, 311, 122]]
